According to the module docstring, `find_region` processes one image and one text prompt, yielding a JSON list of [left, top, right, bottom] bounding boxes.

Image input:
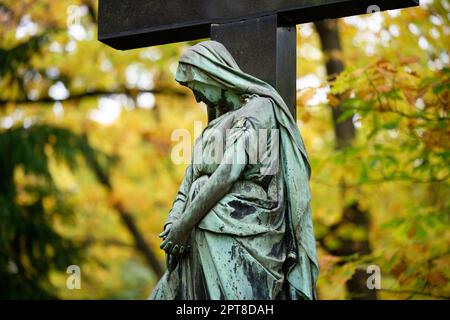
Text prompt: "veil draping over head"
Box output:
[[175, 41, 318, 299]]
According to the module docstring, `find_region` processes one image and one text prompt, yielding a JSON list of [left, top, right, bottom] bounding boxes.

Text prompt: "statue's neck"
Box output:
[[207, 106, 217, 123], [215, 93, 242, 118], [206, 92, 243, 123]]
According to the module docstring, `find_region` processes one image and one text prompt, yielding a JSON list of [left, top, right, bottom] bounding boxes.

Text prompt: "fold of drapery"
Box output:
[[150, 174, 286, 300], [172, 40, 318, 299]]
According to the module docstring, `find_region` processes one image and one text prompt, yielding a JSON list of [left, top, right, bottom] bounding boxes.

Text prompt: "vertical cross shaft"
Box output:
[[211, 15, 297, 117]]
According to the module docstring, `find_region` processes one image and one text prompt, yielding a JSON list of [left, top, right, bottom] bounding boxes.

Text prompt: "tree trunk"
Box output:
[[314, 19, 355, 149], [314, 19, 376, 300]]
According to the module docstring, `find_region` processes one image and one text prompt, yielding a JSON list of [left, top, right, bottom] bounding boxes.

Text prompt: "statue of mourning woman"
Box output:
[[150, 40, 318, 300]]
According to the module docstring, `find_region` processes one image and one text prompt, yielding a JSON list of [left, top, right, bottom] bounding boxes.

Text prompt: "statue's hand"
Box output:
[[158, 224, 178, 272], [158, 223, 172, 240], [159, 220, 191, 257]]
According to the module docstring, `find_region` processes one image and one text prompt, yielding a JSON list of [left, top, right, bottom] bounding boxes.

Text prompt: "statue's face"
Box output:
[[187, 82, 222, 107], [187, 81, 240, 112]]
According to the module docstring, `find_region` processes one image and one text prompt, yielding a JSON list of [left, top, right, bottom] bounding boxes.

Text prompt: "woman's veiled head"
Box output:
[[175, 41, 244, 110], [178, 40, 241, 72]]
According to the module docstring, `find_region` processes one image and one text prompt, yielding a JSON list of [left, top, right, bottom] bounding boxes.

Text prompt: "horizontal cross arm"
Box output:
[[98, 0, 419, 50]]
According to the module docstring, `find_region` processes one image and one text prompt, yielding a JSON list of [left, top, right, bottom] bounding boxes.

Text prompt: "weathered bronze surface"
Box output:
[[150, 41, 318, 300]]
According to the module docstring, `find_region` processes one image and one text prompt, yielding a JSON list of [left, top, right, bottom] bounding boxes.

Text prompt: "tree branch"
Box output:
[[379, 289, 450, 300], [0, 87, 187, 107], [82, 134, 164, 278], [82, 237, 135, 248], [312, 172, 450, 189]]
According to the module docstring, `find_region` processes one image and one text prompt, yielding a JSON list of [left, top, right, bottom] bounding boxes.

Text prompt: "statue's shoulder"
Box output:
[[234, 95, 274, 126], [242, 94, 272, 109]]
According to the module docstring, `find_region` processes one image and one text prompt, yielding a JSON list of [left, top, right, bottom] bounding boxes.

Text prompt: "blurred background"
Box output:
[[0, 0, 448, 299]]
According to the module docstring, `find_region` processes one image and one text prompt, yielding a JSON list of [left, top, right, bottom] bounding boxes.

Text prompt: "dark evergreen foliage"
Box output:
[[0, 125, 106, 298]]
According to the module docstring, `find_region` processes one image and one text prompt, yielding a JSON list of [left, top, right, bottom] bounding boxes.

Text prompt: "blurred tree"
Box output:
[[314, 19, 375, 300], [0, 125, 106, 298], [297, 0, 449, 299]]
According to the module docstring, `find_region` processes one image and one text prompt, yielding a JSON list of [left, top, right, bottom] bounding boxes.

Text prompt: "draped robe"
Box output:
[[150, 40, 318, 300]]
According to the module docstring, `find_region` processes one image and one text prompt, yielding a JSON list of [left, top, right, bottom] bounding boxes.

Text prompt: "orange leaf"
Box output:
[[400, 55, 420, 66], [300, 112, 312, 123], [300, 88, 316, 105], [327, 93, 341, 108], [403, 90, 416, 105], [426, 270, 448, 286], [391, 260, 407, 278]]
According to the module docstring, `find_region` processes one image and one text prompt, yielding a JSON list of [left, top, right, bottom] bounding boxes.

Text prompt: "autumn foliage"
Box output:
[[0, 0, 448, 299]]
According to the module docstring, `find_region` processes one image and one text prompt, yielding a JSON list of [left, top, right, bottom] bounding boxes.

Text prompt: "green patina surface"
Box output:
[[150, 41, 318, 300]]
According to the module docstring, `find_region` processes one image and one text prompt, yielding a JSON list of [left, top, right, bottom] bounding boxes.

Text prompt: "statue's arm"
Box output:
[[164, 164, 193, 229], [160, 117, 252, 255], [177, 135, 248, 231]]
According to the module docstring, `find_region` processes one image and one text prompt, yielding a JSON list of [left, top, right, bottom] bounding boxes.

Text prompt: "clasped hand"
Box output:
[[159, 219, 191, 256]]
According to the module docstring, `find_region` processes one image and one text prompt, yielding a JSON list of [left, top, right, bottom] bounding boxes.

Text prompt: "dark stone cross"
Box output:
[[98, 0, 418, 116]]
